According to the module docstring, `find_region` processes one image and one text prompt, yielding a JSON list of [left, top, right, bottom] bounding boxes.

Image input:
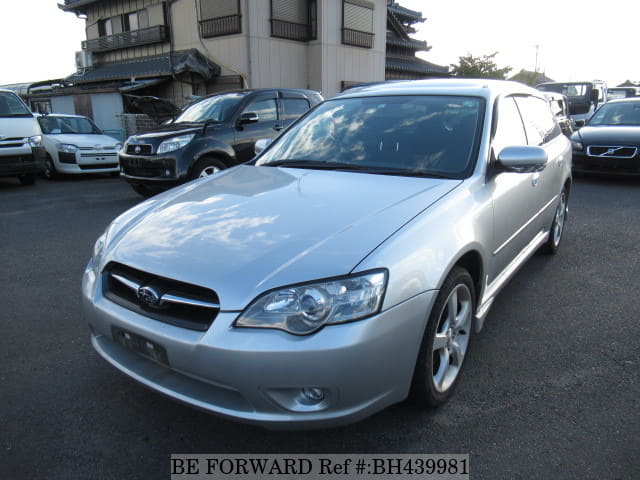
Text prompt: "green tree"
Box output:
[[450, 52, 512, 80]]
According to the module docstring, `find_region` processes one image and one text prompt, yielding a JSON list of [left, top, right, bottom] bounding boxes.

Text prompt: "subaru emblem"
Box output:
[[137, 285, 160, 306]]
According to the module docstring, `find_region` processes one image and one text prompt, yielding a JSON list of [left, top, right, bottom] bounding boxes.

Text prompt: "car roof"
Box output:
[[334, 78, 540, 101], [197, 88, 320, 101], [38, 113, 89, 119]]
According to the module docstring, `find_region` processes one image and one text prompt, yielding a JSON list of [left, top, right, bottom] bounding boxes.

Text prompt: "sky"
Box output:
[[0, 0, 637, 87]]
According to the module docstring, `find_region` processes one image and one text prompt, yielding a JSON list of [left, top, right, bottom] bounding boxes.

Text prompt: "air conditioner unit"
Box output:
[[75, 50, 93, 69]]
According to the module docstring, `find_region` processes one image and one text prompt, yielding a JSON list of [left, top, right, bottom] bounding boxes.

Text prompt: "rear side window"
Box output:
[[281, 98, 310, 120], [492, 97, 527, 155], [514, 96, 560, 145]]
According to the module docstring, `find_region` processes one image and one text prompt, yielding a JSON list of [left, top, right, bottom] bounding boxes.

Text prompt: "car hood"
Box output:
[[0, 116, 40, 138], [575, 126, 640, 145], [47, 133, 120, 148], [106, 165, 460, 310]]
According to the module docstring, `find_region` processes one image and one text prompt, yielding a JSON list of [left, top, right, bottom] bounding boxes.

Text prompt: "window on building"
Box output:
[[31, 100, 52, 115], [199, 0, 242, 38], [342, 0, 374, 48], [270, 0, 317, 42]]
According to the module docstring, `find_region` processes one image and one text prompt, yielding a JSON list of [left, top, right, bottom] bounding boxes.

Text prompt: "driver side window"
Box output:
[[242, 98, 278, 123], [492, 97, 527, 156]]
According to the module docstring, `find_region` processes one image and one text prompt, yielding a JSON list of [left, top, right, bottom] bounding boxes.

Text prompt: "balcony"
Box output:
[[342, 28, 374, 49], [82, 26, 168, 53], [199, 15, 242, 38], [270, 19, 313, 42]]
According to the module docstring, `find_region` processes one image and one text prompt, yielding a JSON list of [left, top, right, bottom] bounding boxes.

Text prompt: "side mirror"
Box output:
[[254, 138, 271, 155], [574, 119, 585, 128], [497, 146, 547, 173], [239, 112, 259, 125]]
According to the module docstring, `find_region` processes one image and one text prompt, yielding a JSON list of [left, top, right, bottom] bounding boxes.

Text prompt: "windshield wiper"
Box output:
[[264, 160, 458, 178]]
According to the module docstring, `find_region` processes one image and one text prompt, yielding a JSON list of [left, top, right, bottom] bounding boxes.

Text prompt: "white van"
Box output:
[[0, 89, 45, 185]]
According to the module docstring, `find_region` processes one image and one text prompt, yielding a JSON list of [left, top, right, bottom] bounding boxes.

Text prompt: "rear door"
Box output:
[[232, 92, 280, 162]]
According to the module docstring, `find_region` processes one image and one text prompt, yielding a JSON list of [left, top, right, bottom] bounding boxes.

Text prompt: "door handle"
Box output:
[[274, 125, 284, 131], [532, 172, 540, 187]]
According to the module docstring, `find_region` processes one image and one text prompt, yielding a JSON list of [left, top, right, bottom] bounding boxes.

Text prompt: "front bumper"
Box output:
[[572, 151, 640, 176], [0, 146, 45, 177], [82, 267, 435, 429], [119, 152, 187, 188]]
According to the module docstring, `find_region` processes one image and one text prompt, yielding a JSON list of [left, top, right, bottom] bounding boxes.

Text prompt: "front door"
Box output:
[[233, 94, 281, 162]]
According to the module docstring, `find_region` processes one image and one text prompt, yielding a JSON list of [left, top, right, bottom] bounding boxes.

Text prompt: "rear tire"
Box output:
[[18, 173, 36, 185], [130, 183, 154, 197], [541, 187, 568, 254], [410, 266, 475, 407], [191, 157, 227, 180]]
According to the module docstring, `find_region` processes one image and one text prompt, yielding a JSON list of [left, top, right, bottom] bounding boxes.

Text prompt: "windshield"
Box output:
[[38, 116, 102, 134], [588, 101, 640, 126], [174, 92, 248, 123], [607, 89, 631, 100], [538, 83, 590, 99], [0, 92, 32, 117], [257, 95, 484, 178]]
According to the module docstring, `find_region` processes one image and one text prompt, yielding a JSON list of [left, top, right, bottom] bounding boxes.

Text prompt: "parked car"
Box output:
[[119, 88, 323, 196], [542, 91, 575, 137], [83, 79, 571, 428], [0, 89, 45, 185], [537, 80, 607, 125], [570, 97, 640, 176], [38, 114, 122, 179]]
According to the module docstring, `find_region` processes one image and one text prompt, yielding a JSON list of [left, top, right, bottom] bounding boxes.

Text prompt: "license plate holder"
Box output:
[[112, 326, 169, 366]]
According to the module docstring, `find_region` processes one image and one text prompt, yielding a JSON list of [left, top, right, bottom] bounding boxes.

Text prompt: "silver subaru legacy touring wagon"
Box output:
[[82, 79, 571, 429]]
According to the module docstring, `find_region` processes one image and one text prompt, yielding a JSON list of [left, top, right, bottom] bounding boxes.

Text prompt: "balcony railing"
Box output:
[[199, 15, 242, 38], [82, 26, 168, 53], [342, 28, 374, 49], [270, 19, 313, 42]]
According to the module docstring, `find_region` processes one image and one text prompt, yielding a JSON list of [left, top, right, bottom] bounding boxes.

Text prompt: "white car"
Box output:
[[37, 114, 122, 178]]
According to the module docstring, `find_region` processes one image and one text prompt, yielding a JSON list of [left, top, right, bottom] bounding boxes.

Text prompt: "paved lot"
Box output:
[[1, 173, 639, 479]]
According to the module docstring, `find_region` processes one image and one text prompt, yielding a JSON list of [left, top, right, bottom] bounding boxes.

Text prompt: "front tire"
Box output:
[[410, 266, 475, 407], [541, 187, 568, 254], [191, 157, 227, 180], [43, 156, 57, 180]]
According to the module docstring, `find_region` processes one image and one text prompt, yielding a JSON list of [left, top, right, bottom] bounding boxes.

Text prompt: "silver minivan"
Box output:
[[83, 79, 571, 428]]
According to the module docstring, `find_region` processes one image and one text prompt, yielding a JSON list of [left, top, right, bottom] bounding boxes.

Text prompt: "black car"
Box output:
[[120, 88, 323, 196], [571, 98, 640, 176]]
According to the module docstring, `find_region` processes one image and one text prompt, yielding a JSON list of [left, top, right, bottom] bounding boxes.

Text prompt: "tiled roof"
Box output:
[[65, 49, 221, 84], [387, 3, 425, 22], [386, 56, 449, 75], [386, 32, 428, 51]]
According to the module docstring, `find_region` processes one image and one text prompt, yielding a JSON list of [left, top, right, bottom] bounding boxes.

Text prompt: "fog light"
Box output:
[[301, 387, 325, 403]]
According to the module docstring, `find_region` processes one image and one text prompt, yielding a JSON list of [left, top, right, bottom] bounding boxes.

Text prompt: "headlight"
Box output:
[[571, 140, 583, 151], [89, 225, 114, 276], [59, 144, 78, 153], [235, 270, 387, 335], [28, 135, 42, 148], [157, 134, 195, 154]]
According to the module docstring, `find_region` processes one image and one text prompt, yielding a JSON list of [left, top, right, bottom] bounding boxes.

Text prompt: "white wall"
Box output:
[[90, 93, 124, 131], [50, 96, 75, 115]]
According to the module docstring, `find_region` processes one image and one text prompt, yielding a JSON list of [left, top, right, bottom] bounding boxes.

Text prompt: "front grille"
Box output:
[[0, 155, 34, 163], [586, 145, 638, 158], [126, 144, 153, 155], [80, 152, 118, 158], [121, 157, 174, 178], [0, 138, 26, 148], [102, 262, 220, 331], [79, 146, 117, 151], [79, 163, 118, 170]]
